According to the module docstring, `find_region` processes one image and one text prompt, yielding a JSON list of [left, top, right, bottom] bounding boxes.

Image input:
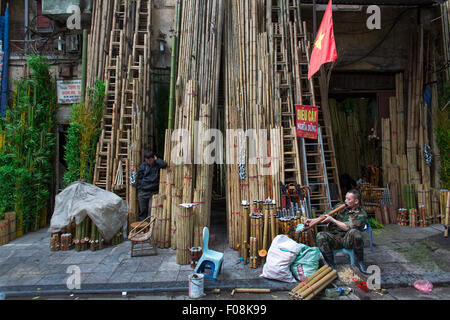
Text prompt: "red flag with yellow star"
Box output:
[[308, 0, 337, 79]]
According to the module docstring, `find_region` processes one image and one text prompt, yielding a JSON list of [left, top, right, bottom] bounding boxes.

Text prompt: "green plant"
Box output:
[[0, 55, 57, 233], [64, 80, 105, 185], [368, 217, 384, 229], [436, 81, 450, 189]]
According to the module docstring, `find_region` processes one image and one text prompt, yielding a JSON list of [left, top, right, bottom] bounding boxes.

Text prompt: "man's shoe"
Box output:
[[354, 248, 370, 275], [322, 250, 336, 270]]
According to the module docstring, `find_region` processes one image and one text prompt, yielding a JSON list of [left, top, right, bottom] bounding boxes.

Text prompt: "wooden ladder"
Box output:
[[93, 0, 126, 191], [272, 0, 302, 186]]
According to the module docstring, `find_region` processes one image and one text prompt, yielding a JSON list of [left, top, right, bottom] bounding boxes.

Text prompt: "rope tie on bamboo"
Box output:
[[177, 212, 194, 218], [184, 176, 193, 180], [187, 92, 197, 97], [232, 211, 241, 217]]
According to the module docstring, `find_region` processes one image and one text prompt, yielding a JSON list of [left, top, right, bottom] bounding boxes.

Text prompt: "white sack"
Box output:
[[260, 234, 302, 283]]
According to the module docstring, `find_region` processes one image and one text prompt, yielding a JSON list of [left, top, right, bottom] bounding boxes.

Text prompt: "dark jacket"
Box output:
[[137, 158, 168, 192]]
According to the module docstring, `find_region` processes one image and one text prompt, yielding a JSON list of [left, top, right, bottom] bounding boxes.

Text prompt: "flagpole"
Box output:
[[313, 0, 317, 41]]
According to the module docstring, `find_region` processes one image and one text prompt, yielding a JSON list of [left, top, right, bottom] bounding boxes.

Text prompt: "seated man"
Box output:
[[305, 189, 369, 274]]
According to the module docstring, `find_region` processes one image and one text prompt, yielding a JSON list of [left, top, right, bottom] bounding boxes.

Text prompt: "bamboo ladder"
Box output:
[[271, 0, 302, 186], [93, 0, 126, 191]]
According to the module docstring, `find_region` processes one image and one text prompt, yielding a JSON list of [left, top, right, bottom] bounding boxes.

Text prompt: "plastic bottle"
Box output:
[[325, 286, 352, 298]]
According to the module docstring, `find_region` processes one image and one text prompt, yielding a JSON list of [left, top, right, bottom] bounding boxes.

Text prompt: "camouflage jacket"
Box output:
[[325, 203, 368, 236]]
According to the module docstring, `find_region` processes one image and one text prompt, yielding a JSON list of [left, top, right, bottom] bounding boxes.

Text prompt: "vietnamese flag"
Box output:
[[307, 0, 338, 79]]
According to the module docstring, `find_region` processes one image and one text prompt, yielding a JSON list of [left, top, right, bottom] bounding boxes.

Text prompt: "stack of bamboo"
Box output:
[[289, 265, 338, 300], [440, 190, 450, 237], [152, 0, 225, 265], [0, 218, 8, 245], [224, 0, 284, 251]]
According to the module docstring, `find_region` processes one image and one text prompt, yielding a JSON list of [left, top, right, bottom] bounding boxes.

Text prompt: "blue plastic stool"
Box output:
[[361, 223, 374, 251], [195, 227, 224, 282], [333, 248, 355, 265]]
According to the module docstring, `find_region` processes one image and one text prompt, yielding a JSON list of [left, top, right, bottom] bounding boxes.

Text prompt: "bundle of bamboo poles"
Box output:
[[440, 190, 450, 225], [445, 192, 450, 238], [289, 265, 338, 300], [224, 0, 286, 250], [75, 216, 91, 251], [149, 0, 224, 265], [417, 184, 432, 226]]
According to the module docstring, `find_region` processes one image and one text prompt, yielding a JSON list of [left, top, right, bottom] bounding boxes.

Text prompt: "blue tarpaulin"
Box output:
[[0, 7, 9, 117]]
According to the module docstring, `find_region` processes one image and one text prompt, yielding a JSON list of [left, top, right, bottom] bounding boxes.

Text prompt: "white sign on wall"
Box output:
[[57, 79, 82, 104]]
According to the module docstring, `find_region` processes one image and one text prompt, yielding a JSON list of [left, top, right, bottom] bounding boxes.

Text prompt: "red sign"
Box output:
[[296, 105, 319, 139]]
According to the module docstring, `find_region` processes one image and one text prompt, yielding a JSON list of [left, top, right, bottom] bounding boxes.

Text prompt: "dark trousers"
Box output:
[[138, 190, 157, 221]]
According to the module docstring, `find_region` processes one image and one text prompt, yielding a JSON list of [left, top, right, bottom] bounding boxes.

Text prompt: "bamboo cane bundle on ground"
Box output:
[[431, 189, 440, 224], [389, 97, 398, 162], [171, 1, 223, 261], [397, 154, 408, 207], [440, 190, 450, 225], [239, 201, 250, 264], [157, 195, 168, 248], [49, 233, 60, 251], [397, 208, 408, 226], [407, 140, 419, 184], [381, 119, 391, 185], [289, 265, 338, 300], [417, 184, 432, 226], [445, 192, 449, 238], [5, 212, 16, 242], [193, 189, 206, 248], [171, 187, 182, 250], [89, 220, 98, 251]]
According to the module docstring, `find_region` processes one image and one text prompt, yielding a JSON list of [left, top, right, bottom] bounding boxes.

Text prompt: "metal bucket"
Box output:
[[188, 273, 205, 299]]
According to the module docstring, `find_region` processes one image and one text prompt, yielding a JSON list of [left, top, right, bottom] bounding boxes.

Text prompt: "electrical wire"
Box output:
[[337, 8, 412, 67]]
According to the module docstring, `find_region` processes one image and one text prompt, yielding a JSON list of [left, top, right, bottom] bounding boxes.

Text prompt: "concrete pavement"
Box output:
[[0, 213, 449, 300]]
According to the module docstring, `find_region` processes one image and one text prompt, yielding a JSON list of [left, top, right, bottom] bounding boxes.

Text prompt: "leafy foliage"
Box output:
[[0, 55, 57, 233], [436, 82, 450, 189], [64, 80, 105, 185]]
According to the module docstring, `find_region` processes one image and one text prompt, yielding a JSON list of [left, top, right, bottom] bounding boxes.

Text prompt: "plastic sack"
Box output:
[[49, 181, 129, 242], [261, 235, 302, 283], [414, 280, 433, 293], [290, 243, 321, 282]]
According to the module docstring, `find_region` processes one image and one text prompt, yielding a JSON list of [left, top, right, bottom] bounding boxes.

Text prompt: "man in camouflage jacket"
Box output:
[[305, 189, 369, 274]]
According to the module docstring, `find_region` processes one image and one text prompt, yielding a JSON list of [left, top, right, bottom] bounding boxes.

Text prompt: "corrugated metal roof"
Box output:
[[300, 0, 443, 5]]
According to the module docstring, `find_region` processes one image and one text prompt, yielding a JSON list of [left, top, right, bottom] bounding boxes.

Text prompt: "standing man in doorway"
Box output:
[[137, 151, 168, 221], [305, 189, 369, 275]]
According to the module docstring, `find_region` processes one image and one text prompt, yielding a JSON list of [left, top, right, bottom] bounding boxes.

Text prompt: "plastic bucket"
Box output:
[[188, 273, 205, 299]]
